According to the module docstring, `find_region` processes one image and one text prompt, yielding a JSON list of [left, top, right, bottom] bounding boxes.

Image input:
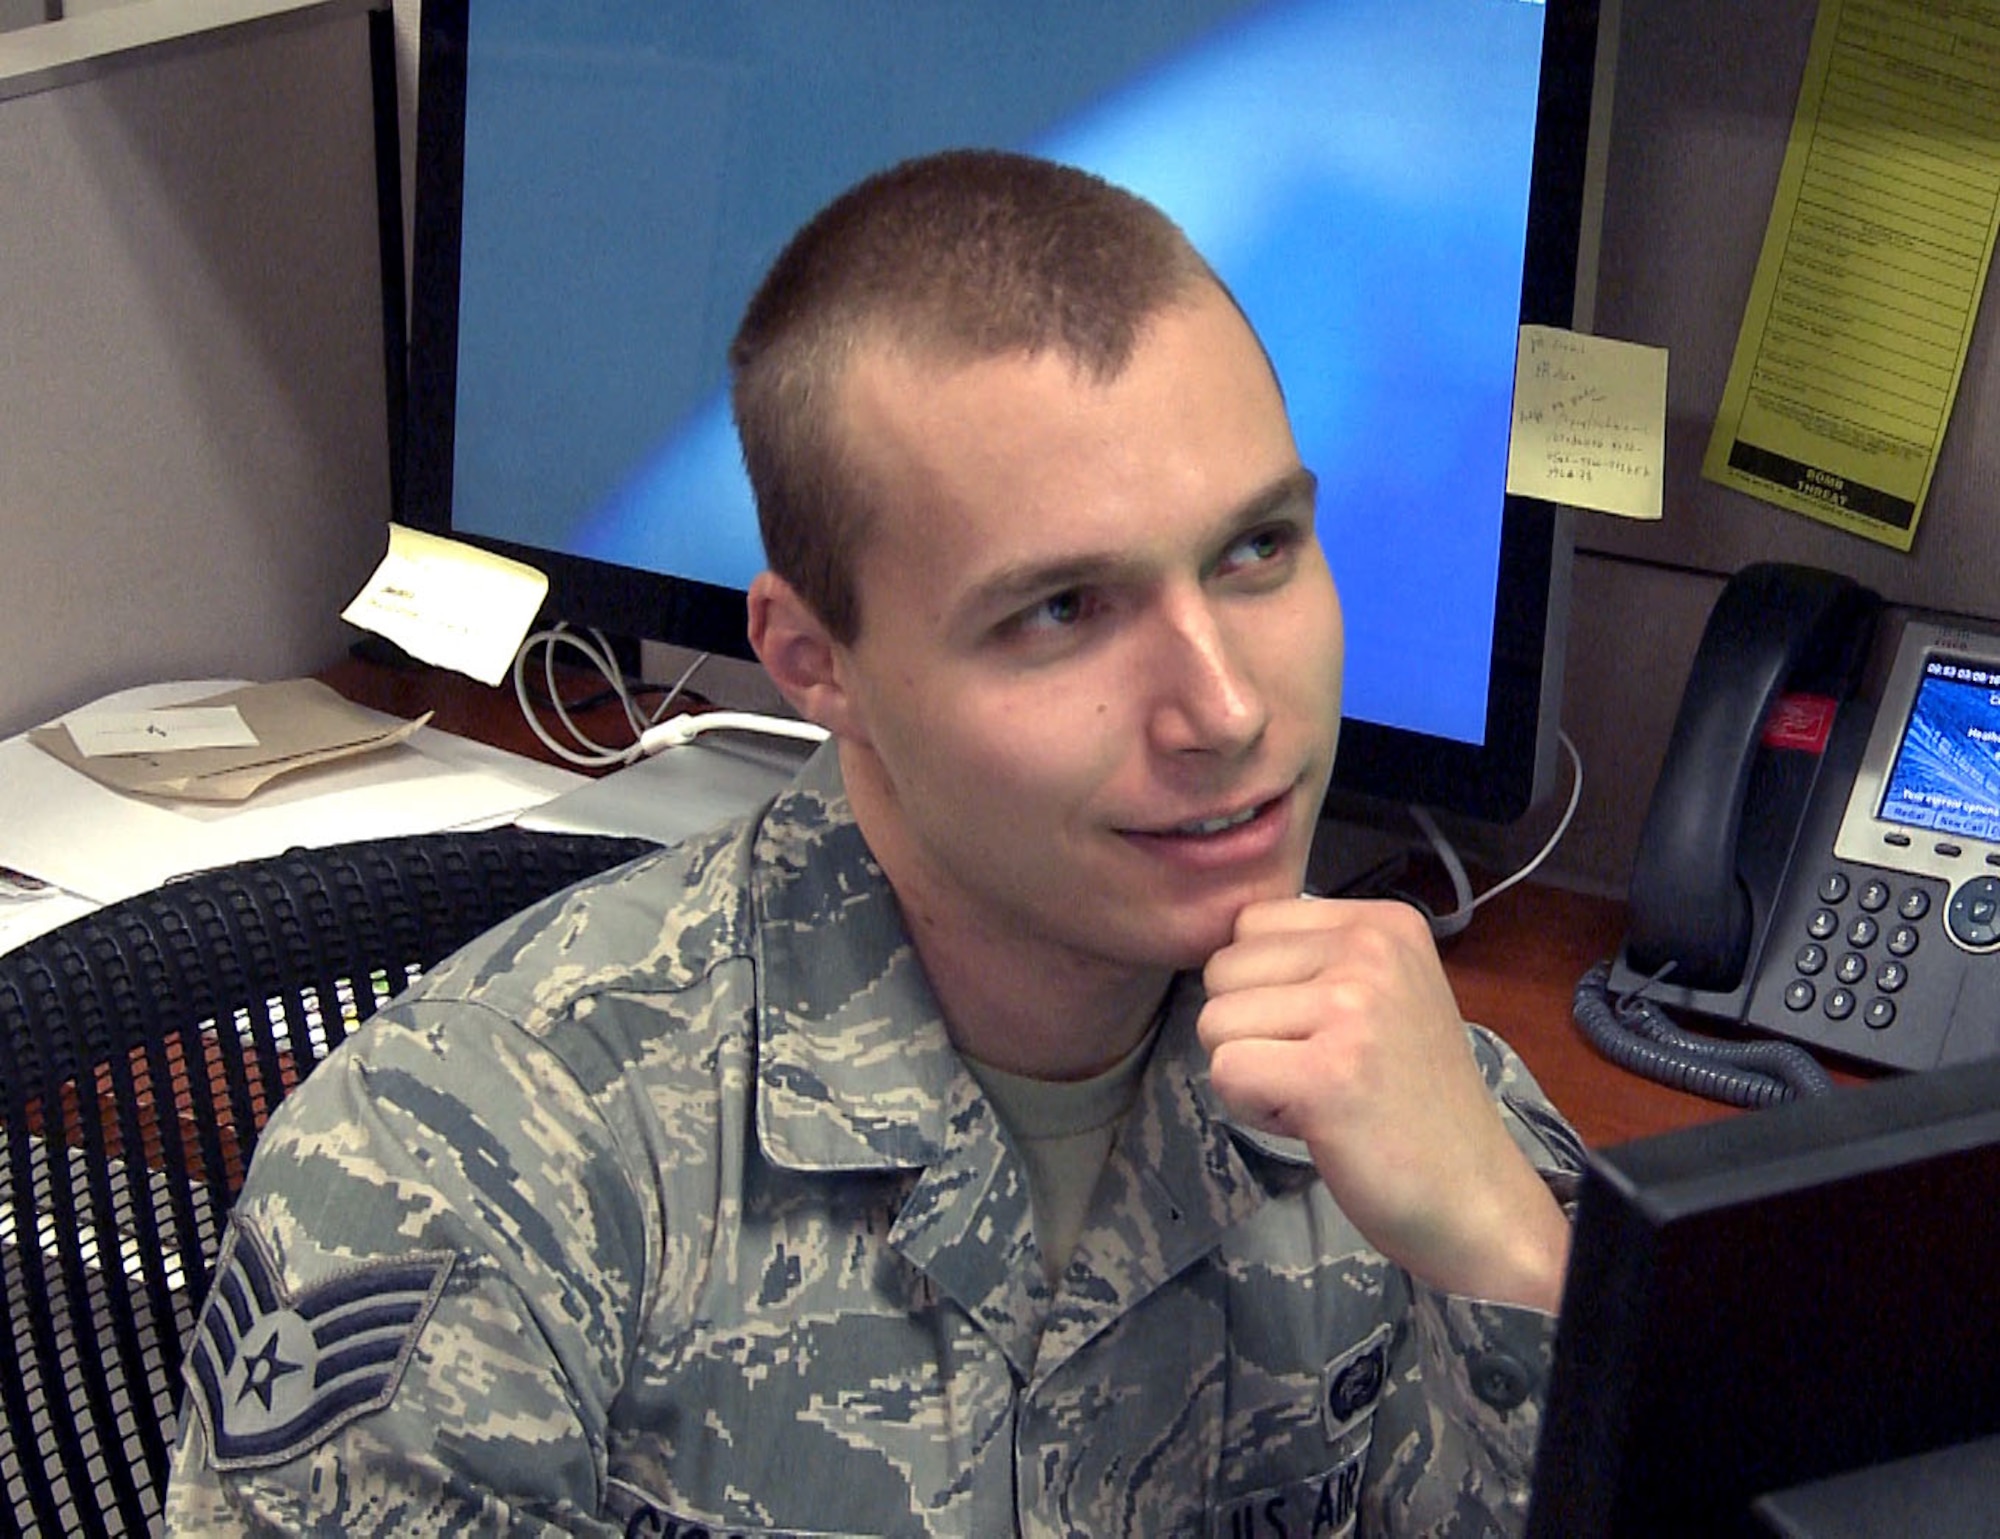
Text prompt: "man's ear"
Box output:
[[747, 571, 868, 742]]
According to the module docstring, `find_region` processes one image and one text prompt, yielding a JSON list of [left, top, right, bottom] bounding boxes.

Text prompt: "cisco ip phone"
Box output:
[[1603, 561, 2000, 1079]]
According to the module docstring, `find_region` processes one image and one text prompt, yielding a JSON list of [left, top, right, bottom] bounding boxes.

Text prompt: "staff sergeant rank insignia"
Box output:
[[186, 1218, 454, 1471]]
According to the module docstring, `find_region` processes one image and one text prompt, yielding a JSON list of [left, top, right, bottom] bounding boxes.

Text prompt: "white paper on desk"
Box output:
[[0, 887, 98, 956], [0, 859, 93, 955], [68, 705, 258, 758], [343, 524, 549, 687], [0, 680, 586, 909]]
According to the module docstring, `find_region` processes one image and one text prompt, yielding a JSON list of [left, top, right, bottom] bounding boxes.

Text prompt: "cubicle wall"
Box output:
[[1490, 0, 2000, 894], [0, 3, 392, 742]]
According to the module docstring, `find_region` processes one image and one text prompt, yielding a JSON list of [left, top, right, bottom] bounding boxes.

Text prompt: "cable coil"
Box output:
[[1571, 960, 1835, 1108]]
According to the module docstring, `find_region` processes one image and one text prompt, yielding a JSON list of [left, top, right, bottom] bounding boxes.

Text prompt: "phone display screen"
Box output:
[[1876, 654, 2000, 842]]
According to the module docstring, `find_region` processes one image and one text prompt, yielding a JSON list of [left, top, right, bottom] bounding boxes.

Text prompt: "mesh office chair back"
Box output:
[[0, 827, 654, 1536]]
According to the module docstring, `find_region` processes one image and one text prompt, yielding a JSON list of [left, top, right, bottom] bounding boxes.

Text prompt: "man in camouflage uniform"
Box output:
[[167, 149, 1582, 1536]]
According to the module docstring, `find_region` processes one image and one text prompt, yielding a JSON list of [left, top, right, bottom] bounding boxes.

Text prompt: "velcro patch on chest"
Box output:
[[1321, 1323, 1391, 1436], [186, 1217, 455, 1471]]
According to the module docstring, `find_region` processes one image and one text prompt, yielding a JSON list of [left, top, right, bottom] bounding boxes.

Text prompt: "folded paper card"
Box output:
[[31, 679, 429, 802], [342, 524, 550, 686]]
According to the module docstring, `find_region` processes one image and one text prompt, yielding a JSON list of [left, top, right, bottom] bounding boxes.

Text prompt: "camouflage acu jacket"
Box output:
[[166, 752, 1584, 1537]]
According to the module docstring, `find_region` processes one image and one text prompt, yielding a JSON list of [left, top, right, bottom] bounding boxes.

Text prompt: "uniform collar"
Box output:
[[748, 746, 961, 1173]]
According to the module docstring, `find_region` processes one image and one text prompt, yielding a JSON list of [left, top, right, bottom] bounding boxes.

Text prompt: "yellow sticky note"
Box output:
[[1506, 326, 1669, 521]]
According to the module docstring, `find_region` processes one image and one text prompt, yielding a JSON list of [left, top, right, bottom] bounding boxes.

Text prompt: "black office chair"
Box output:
[[0, 826, 656, 1536]]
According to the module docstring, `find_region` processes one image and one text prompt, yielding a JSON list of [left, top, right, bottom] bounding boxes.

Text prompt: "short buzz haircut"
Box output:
[[729, 148, 1219, 643]]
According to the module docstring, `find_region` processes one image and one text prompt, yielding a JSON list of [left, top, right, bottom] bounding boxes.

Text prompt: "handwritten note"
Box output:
[[1506, 326, 1669, 521]]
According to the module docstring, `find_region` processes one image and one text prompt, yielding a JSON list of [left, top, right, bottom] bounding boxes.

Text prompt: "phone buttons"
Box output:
[[1834, 952, 1868, 985], [1783, 979, 1817, 1012], [1857, 879, 1892, 912], [1863, 997, 1897, 1031], [1876, 959, 1908, 992], [1898, 889, 1931, 921], [1887, 924, 1920, 957], [1818, 872, 1850, 903], [1845, 915, 1879, 948], [1808, 908, 1841, 940], [1794, 943, 1828, 975], [1823, 988, 1857, 1021], [1946, 876, 2000, 950]]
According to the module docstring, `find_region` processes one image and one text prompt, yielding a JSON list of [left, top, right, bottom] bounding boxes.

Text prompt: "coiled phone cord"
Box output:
[[1571, 960, 1836, 1108]]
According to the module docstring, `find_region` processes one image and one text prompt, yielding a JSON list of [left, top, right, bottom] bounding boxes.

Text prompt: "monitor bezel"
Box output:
[[1527, 1059, 2000, 1537], [400, 0, 1606, 825]]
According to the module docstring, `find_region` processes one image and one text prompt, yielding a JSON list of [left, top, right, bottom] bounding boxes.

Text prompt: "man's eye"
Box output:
[[1219, 523, 1301, 577], [1017, 589, 1089, 633]]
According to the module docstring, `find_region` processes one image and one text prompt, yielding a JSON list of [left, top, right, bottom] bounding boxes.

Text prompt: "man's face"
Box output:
[[827, 285, 1344, 978]]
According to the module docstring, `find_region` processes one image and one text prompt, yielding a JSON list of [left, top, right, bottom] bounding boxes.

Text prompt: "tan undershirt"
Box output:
[[963, 1030, 1158, 1288]]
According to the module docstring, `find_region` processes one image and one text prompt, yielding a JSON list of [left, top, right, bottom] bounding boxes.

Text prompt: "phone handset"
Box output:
[[1624, 563, 1878, 994]]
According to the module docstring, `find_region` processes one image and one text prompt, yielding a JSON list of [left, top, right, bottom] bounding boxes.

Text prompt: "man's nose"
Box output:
[[1146, 592, 1268, 759]]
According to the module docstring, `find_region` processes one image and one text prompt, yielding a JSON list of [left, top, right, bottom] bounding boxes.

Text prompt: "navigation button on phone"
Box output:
[[1946, 876, 2000, 950]]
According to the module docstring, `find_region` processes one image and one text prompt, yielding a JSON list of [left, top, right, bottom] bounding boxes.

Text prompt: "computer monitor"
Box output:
[[403, 0, 1608, 824], [1526, 1057, 2000, 1538]]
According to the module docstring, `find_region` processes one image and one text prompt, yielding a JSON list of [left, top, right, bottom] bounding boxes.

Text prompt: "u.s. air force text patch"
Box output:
[[1212, 1449, 1368, 1539], [186, 1217, 454, 1471]]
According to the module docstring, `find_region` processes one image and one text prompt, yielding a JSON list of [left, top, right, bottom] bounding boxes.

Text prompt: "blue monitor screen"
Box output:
[[411, 0, 1598, 820]]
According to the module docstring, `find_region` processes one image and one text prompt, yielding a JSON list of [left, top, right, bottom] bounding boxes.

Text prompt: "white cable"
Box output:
[[509, 625, 713, 768], [1410, 730, 1585, 940], [638, 710, 830, 755]]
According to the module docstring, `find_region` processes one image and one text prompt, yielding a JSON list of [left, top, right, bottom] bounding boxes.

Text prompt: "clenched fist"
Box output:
[[1199, 895, 1569, 1312]]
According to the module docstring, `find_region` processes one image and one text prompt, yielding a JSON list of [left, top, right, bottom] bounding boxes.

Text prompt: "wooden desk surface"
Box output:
[[1433, 880, 1743, 1148], [325, 653, 1750, 1151]]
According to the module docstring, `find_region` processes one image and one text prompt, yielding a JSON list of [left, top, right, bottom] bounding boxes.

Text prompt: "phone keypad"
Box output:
[[1782, 871, 1940, 1032]]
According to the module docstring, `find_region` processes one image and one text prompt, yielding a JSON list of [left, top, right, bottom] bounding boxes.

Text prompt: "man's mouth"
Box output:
[[1168, 801, 1270, 837], [1132, 787, 1292, 841]]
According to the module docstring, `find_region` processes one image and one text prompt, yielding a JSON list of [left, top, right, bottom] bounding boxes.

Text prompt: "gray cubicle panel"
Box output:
[[0, 1, 392, 743]]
